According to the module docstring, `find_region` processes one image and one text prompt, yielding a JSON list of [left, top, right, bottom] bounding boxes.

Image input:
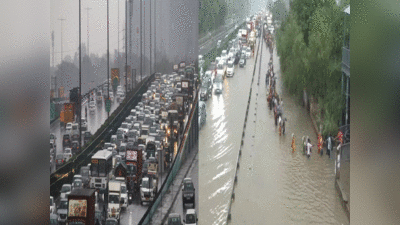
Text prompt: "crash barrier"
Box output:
[[340, 142, 350, 162], [50, 74, 154, 199], [138, 88, 199, 225], [226, 28, 263, 223]]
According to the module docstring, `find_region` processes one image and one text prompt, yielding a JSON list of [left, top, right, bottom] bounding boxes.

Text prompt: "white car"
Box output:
[[246, 48, 252, 59], [184, 209, 198, 225], [63, 148, 72, 162], [65, 122, 73, 134], [60, 184, 72, 199], [117, 91, 125, 102], [217, 40, 221, 48], [226, 60, 235, 77], [50, 196, 56, 214], [89, 101, 96, 112], [109, 91, 114, 101]]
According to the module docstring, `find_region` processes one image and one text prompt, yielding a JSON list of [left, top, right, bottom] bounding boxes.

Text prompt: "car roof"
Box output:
[[186, 209, 196, 215], [169, 213, 180, 217]]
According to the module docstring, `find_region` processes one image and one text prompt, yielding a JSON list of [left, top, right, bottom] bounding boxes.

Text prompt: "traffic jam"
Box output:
[[50, 62, 198, 225]]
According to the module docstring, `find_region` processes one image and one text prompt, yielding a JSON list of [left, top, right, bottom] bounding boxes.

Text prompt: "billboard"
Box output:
[[126, 150, 137, 161], [68, 199, 87, 217], [111, 68, 120, 81]]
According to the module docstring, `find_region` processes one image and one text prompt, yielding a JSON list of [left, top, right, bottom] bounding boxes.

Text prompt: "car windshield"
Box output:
[[108, 195, 119, 204], [50, 134, 55, 140], [127, 164, 137, 176], [169, 217, 181, 224], [81, 168, 89, 176], [150, 127, 156, 133], [217, 64, 223, 70], [73, 181, 82, 187], [56, 154, 63, 159], [227, 63, 233, 68], [186, 214, 196, 223], [59, 201, 68, 209], [85, 132, 91, 138], [65, 149, 71, 154], [184, 182, 194, 191], [50, 198, 53, 205], [121, 124, 128, 129], [121, 186, 127, 193], [61, 186, 70, 192], [142, 180, 152, 188], [142, 129, 148, 136], [106, 220, 117, 225], [215, 76, 223, 83]]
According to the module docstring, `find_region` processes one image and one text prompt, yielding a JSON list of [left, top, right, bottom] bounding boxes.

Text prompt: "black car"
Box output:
[[83, 131, 92, 145], [200, 86, 209, 101], [63, 134, 71, 148], [182, 178, 195, 209], [71, 141, 80, 154], [233, 53, 240, 65]]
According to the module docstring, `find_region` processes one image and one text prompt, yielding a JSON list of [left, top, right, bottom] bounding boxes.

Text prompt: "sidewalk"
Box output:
[[149, 146, 198, 225]]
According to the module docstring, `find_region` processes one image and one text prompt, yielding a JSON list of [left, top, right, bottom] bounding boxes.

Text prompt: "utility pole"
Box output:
[[58, 18, 66, 64], [107, 0, 110, 118], [85, 7, 92, 56], [79, 0, 82, 150], [118, 0, 120, 67], [125, 0, 128, 94], [144, 0, 146, 77], [140, 0, 142, 82], [52, 31, 55, 68], [154, 0, 156, 73], [150, 0, 152, 76]]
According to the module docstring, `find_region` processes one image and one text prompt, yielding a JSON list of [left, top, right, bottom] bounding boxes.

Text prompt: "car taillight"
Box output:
[[70, 154, 72, 157], [62, 159, 64, 163], [56, 160, 58, 163]]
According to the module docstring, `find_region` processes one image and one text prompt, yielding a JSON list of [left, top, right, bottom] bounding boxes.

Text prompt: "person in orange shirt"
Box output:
[[317, 133, 323, 156], [335, 129, 344, 146], [291, 133, 296, 153]]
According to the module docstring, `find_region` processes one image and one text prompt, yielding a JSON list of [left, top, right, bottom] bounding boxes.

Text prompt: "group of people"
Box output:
[[291, 129, 344, 159], [266, 55, 285, 134]]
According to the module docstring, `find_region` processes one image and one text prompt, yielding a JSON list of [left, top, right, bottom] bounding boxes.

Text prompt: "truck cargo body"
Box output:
[[67, 188, 96, 225]]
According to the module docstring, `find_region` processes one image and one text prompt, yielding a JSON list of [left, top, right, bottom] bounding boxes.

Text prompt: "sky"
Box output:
[[51, 0, 125, 66]]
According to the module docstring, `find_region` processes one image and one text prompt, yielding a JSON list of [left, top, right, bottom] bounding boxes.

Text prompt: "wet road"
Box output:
[[50, 76, 146, 173], [200, 35, 349, 225], [169, 152, 199, 222]]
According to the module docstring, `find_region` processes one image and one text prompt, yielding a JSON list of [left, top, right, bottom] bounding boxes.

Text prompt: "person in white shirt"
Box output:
[[306, 138, 313, 159]]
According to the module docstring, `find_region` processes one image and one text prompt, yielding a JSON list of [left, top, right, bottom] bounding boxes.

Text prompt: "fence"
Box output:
[[138, 88, 199, 225], [50, 74, 154, 199]]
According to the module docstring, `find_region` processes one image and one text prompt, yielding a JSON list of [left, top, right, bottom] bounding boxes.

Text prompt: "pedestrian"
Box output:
[[306, 138, 313, 159], [326, 135, 332, 158], [291, 133, 296, 153], [317, 133, 323, 156], [335, 129, 344, 146]]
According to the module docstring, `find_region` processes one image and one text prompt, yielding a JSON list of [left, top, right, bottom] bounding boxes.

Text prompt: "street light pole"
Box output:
[[107, 0, 110, 118], [79, 0, 82, 150], [140, 0, 143, 83], [150, 0, 152, 76], [58, 18, 66, 64], [125, 0, 128, 94]]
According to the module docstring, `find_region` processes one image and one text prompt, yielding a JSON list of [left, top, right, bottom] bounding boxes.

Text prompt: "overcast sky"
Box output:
[[51, 0, 127, 66]]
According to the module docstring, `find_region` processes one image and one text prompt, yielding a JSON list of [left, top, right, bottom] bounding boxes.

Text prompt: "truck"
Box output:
[[107, 180, 122, 223], [60, 103, 75, 128], [125, 147, 144, 193], [140, 176, 157, 205], [67, 188, 96, 225]]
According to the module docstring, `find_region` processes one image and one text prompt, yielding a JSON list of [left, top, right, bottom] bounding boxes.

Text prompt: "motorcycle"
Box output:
[[278, 116, 287, 136]]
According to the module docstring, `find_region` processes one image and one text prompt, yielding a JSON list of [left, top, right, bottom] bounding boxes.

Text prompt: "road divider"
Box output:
[[226, 28, 263, 223]]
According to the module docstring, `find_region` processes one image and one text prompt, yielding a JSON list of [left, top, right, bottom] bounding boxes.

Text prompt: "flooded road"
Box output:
[[200, 35, 349, 225]]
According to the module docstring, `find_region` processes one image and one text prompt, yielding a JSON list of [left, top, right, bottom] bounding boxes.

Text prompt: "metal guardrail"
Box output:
[[50, 74, 154, 199], [138, 87, 199, 225], [342, 47, 350, 75]]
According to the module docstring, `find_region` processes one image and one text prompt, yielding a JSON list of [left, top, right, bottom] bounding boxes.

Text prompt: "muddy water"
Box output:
[[200, 36, 349, 225]]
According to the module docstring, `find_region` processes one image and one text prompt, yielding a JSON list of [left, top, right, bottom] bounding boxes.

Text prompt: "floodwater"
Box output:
[[199, 35, 349, 225]]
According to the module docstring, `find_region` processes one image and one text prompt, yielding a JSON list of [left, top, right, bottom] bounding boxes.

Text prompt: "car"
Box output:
[[50, 133, 57, 147], [199, 86, 209, 101], [83, 131, 92, 145], [81, 118, 87, 131], [71, 140, 80, 154], [89, 100, 96, 112], [65, 122, 73, 134], [57, 198, 69, 223], [55, 154, 65, 168], [50, 213, 58, 225], [183, 209, 198, 225], [239, 57, 246, 67], [182, 178, 195, 209], [109, 91, 114, 101], [60, 183, 72, 198], [226, 60, 235, 77], [72, 179, 83, 190], [246, 48, 252, 58], [105, 218, 118, 225], [214, 75, 223, 94], [168, 213, 183, 225], [217, 40, 221, 48], [79, 166, 90, 187], [50, 142, 55, 157], [198, 102, 206, 128], [50, 196, 56, 214], [64, 147, 72, 161]]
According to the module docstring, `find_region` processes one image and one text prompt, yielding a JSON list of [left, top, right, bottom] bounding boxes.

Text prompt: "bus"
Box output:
[[89, 150, 113, 195]]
